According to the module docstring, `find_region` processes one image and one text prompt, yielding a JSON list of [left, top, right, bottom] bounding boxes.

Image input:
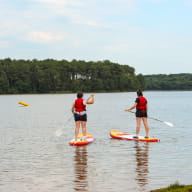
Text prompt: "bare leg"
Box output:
[[142, 117, 149, 137], [75, 121, 80, 140], [82, 121, 87, 137], [136, 117, 142, 136]]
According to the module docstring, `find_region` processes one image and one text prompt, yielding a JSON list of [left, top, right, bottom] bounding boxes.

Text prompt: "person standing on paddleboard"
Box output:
[[125, 89, 149, 139], [71, 92, 94, 141]]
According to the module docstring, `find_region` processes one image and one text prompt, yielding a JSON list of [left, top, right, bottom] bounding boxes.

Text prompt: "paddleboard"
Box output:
[[110, 130, 160, 142], [69, 133, 95, 146]]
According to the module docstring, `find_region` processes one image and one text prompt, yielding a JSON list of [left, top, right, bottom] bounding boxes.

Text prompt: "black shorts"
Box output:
[[136, 109, 147, 117], [74, 113, 87, 121]]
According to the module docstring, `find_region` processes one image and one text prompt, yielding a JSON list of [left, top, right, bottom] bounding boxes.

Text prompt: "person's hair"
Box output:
[[137, 89, 143, 97], [77, 92, 83, 98]]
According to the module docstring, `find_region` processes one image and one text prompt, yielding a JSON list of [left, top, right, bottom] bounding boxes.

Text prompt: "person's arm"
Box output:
[[86, 94, 95, 104], [71, 103, 75, 113], [124, 102, 137, 111]]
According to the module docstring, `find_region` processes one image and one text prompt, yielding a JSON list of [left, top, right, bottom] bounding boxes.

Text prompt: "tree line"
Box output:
[[0, 58, 144, 94], [144, 73, 192, 90], [0, 58, 191, 94]]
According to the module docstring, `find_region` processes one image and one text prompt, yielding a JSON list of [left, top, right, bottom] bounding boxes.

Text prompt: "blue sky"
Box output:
[[0, 0, 192, 74]]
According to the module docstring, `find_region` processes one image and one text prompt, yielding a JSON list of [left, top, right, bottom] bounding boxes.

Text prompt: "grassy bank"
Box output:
[[151, 183, 192, 192]]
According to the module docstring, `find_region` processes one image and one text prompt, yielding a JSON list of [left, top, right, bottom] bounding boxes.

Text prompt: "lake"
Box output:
[[0, 91, 191, 192]]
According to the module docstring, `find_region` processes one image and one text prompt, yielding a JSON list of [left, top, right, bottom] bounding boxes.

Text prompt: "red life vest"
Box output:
[[136, 96, 147, 110], [75, 98, 86, 112]]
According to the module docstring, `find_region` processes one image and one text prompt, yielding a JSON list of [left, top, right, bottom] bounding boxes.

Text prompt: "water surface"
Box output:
[[0, 91, 191, 192]]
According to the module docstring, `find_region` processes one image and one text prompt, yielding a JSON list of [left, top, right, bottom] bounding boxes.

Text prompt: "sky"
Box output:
[[0, 0, 192, 75]]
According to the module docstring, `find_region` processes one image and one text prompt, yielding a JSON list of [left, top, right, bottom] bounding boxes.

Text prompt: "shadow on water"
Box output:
[[73, 146, 88, 192]]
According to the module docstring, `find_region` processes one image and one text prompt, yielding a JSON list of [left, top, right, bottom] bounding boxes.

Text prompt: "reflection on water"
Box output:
[[73, 146, 88, 192], [135, 142, 149, 190]]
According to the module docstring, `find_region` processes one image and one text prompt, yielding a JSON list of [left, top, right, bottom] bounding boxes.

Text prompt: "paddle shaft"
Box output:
[[127, 110, 170, 124]]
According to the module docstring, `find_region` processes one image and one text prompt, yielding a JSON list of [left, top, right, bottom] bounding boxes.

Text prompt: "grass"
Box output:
[[151, 183, 192, 192]]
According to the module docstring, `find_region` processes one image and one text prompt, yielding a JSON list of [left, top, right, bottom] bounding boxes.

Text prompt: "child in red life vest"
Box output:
[[124, 89, 149, 138], [71, 92, 95, 141]]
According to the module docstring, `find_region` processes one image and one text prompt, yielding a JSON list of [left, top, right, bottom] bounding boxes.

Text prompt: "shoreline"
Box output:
[[1, 90, 192, 96], [151, 184, 192, 192]]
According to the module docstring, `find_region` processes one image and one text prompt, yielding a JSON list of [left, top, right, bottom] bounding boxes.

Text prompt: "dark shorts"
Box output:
[[74, 113, 87, 121], [136, 109, 147, 117]]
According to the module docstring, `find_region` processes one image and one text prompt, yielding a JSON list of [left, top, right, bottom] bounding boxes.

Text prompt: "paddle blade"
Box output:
[[55, 128, 63, 137], [164, 121, 174, 127]]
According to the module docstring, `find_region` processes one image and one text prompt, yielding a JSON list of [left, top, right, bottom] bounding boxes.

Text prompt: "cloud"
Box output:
[[32, 0, 137, 27], [34, 0, 82, 7], [35, 0, 100, 27], [103, 44, 129, 52], [23, 31, 64, 43], [0, 41, 11, 48]]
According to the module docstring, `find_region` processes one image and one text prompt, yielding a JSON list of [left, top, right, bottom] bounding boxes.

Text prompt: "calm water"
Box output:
[[0, 91, 191, 192]]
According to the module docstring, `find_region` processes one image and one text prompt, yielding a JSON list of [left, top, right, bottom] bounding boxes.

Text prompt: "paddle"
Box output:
[[55, 115, 73, 137], [127, 110, 174, 127]]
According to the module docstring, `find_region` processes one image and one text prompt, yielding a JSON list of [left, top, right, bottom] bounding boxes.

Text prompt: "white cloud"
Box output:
[[73, 19, 102, 27], [103, 44, 129, 52], [23, 31, 65, 43], [0, 41, 11, 48], [34, 0, 82, 7], [32, 0, 137, 27]]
